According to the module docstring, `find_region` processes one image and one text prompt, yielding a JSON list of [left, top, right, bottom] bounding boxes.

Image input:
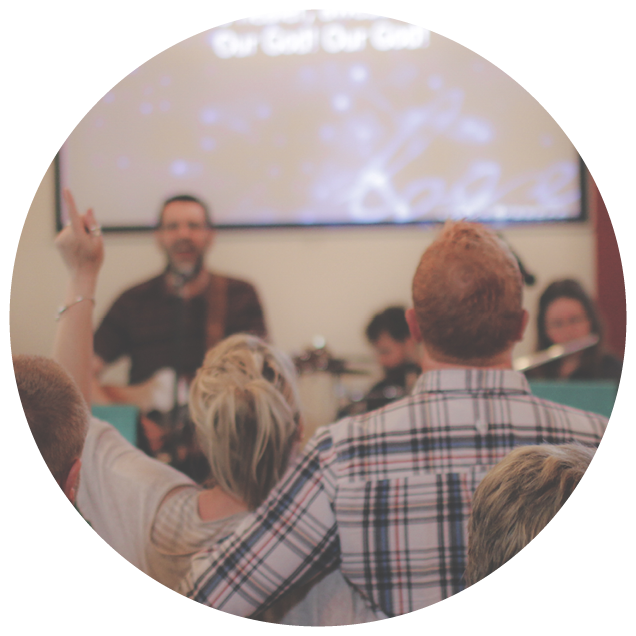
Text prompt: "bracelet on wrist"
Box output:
[[56, 296, 95, 321]]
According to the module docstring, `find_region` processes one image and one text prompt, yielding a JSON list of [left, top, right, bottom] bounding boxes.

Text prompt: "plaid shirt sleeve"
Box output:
[[178, 429, 341, 616]]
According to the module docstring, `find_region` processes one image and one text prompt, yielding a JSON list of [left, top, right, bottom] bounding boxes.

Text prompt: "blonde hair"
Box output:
[[412, 221, 524, 364], [189, 334, 302, 510], [14, 355, 88, 485], [465, 443, 594, 586]]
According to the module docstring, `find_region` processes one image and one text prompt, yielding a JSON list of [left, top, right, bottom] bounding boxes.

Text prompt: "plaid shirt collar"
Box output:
[[412, 367, 532, 395]]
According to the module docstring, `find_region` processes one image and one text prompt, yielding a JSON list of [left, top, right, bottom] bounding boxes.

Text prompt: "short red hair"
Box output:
[[412, 221, 524, 364]]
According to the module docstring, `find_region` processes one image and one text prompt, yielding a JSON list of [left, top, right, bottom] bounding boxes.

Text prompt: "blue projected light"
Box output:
[[350, 64, 368, 83], [200, 108, 219, 125], [171, 160, 188, 176], [332, 94, 351, 112], [61, 12, 583, 229]]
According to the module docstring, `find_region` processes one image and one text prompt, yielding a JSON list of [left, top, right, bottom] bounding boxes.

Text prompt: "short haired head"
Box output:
[[537, 278, 602, 350], [465, 442, 594, 586], [14, 355, 88, 495], [189, 334, 302, 510], [366, 306, 410, 344], [157, 194, 213, 229], [411, 221, 525, 364]]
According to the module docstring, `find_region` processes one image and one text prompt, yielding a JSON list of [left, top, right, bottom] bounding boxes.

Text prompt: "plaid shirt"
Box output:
[[179, 369, 607, 618]]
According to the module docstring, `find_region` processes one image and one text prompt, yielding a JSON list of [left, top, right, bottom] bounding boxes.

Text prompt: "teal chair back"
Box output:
[[528, 381, 619, 419], [91, 404, 139, 445]]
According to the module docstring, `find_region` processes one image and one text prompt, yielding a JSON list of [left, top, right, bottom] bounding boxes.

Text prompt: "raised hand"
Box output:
[[54, 188, 104, 280]]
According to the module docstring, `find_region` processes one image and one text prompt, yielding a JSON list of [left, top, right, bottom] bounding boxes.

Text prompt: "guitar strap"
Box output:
[[204, 273, 229, 352]]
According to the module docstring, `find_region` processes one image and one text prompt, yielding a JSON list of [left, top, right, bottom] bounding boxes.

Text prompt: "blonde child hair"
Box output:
[[465, 442, 594, 585]]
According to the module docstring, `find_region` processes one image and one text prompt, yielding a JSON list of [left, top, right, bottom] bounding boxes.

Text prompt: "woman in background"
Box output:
[[527, 279, 622, 380]]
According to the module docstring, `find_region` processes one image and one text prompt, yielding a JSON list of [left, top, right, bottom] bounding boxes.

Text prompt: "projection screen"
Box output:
[[58, 10, 584, 230]]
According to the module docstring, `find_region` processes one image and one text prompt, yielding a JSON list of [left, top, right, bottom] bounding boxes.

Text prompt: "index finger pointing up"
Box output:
[[63, 188, 84, 235]]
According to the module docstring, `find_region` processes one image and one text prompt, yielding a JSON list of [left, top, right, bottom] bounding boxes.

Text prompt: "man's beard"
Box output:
[[167, 244, 204, 285], [169, 259, 202, 281]]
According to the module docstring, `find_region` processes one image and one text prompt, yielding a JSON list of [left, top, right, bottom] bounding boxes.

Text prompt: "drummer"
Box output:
[[346, 306, 422, 415]]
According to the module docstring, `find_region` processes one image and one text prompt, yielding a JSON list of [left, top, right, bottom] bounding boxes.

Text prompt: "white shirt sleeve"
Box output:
[[77, 417, 197, 575]]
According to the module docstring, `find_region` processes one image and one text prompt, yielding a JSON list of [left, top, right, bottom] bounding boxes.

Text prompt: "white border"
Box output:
[[3, 1, 633, 633]]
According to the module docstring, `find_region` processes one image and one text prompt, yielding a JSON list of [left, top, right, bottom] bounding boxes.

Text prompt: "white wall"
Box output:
[[11, 161, 596, 370]]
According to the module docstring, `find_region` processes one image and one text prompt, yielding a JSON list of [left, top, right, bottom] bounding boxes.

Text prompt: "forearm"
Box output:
[[91, 375, 113, 404], [96, 383, 156, 411], [52, 271, 98, 406], [178, 442, 339, 616], [92, 367, 161, 411]]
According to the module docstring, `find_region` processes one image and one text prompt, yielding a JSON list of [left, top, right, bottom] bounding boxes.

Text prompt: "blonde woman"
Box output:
[[78, 334, 296, 581], [77, 334, 382, 624]]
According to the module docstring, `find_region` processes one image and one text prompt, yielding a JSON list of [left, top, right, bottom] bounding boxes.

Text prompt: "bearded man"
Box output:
[[92, 195, 267, 480]]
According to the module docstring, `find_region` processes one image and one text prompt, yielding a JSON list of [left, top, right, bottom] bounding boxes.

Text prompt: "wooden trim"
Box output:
[[592, 176, 626, 359]]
